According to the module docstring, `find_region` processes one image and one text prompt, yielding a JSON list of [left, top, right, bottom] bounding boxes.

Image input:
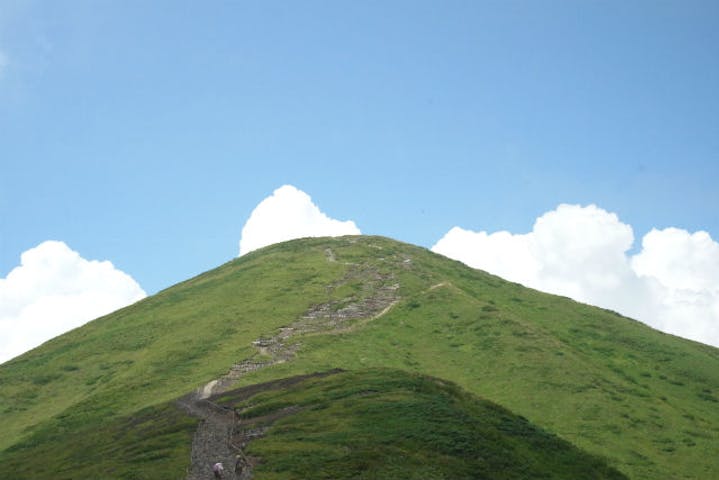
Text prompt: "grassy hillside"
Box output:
[[0, 400, 197, 479], [1, 236, 718, 479], [219, 368, 626, 480]]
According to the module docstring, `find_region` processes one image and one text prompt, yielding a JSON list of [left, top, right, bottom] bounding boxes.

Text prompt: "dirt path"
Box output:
[[178, 249, 408, 479], [177, 394, 240, 480], [198, 256, 402, 399], [177, 371, 344, 480], [428, 281, 449, 291]]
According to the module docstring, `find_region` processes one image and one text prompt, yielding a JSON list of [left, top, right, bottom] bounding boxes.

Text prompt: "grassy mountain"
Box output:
[[1, 235, 717, 479]]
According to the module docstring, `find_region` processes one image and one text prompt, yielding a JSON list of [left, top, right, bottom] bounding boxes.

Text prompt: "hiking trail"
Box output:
[[178, 247, 407, 479]]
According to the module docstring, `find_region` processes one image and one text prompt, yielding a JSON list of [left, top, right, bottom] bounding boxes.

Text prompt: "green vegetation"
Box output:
[[1, 235, 718, 479], [1, 402, 197, 480], [222, 369, 626, 479]]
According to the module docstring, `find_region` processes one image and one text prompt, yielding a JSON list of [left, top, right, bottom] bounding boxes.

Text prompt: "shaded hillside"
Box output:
[[1, 236, 718, 479], [219, 369, 627, 480]]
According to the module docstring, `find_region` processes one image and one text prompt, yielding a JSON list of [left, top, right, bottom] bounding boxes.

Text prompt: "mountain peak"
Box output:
[[1, 236, 717, 479]]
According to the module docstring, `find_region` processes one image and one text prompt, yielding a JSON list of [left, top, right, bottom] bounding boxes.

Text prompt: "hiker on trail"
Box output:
[[212, 462, 224, 479]]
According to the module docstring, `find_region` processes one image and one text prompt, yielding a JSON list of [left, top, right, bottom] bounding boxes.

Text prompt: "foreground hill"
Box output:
[[1, 236, 718, 479], [216, 368, 626, 479]]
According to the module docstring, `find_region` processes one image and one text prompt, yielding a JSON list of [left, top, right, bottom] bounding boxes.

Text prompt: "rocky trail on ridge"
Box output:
[[177, 371, 343, 480], [176, 394, 241, 480], [177, 248, 406, 479]]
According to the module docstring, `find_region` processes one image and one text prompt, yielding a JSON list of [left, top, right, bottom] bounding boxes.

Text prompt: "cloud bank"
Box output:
[[239, 185, 361, 255], [0, 241, 146, 364], [432, 204, 719, 348]]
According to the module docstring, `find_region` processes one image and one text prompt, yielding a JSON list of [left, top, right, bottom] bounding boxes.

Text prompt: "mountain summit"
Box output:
[[1, 236, 717, 479]]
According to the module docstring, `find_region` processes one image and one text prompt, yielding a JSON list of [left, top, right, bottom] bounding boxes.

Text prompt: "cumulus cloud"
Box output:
[[239, 185, 361, 255], [432, 204, 719, 348], [0, 241, 146, 364]]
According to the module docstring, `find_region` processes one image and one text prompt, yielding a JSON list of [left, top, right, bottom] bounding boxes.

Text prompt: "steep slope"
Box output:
[[1, 236, 717, 479]]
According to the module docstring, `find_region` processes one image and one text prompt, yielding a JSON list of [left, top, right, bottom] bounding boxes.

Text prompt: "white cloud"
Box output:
[[432, 227, 539, 287], [0, 241, 146, 364], [432, 204, 719, 348], [239, 185, 360, 255], [632, 228, 719, 291]]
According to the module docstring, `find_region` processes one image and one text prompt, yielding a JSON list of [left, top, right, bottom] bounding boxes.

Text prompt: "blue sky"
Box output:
[[1, 1, 718, 360]]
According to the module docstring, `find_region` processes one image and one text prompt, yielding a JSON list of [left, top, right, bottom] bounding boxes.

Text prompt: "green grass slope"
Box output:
[[218, 368, 626, 480], [1, 236, 718, 479], [0, 401, 197, 479]]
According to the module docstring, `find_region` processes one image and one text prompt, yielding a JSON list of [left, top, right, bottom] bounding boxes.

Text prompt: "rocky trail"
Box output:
[[177, 394, 241, 480], [177, 248, 407, 479], [177, 371, 343, 480]]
